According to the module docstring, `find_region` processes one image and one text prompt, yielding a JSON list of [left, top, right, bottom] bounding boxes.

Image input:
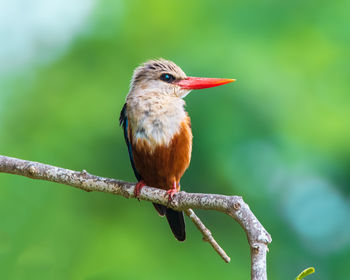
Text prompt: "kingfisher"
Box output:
[[119, 59, 235, 241]]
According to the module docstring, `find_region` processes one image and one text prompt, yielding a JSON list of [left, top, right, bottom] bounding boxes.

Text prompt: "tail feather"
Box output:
[[152, 204, 186, 241], [165, 208, 186, 241], [153, 203, 166, 216]]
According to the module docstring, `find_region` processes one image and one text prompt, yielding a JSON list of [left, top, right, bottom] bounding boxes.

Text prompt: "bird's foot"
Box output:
[[166, 182, 178, 202], [134, 180, 146, 200]]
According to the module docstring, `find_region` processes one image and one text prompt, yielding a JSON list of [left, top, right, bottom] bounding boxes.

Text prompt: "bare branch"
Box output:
[[184, 208, 230, 263], [0, 155, 272, 280]]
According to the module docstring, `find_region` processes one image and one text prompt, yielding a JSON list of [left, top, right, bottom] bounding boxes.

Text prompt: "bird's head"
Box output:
[[129, 59, 235, 98]]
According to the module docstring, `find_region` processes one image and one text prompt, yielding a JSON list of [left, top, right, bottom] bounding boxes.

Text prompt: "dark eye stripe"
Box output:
[[160, 73, 175, 83]]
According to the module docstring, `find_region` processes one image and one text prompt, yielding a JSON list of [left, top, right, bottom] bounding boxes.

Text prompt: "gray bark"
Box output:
[[0, 155, 272, 280]]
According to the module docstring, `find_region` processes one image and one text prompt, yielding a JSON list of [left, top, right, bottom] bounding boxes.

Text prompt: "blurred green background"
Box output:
[[1, 0, 349, 279]]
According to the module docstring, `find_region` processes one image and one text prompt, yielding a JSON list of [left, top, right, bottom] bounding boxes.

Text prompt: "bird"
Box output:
[[119, 59, 235, 241]]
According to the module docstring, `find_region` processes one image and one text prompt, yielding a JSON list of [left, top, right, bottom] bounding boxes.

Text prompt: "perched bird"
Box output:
[[119, 59, 235, 241]]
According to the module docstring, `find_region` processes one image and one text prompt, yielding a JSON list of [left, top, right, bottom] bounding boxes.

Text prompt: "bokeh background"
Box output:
[[1, 0, 349, 279]]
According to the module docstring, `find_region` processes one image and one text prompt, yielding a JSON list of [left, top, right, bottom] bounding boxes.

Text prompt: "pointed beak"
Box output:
[[177, 76, 236, 90]]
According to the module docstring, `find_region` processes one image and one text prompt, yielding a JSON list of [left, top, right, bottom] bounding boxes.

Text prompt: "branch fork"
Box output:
[[0, 155, 271, 280]]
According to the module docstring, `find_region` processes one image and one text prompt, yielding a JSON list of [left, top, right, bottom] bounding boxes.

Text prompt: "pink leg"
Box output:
[[166, 181, 178, 202], [134, 180, 146, 200]]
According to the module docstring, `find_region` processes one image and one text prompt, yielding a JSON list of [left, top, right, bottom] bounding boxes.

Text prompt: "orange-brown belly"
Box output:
[[131, 119, 192, 190]]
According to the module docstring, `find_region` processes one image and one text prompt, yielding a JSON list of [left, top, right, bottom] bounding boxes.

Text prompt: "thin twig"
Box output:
[[0, 155, 272, 280], [184, 208, 230, 263]]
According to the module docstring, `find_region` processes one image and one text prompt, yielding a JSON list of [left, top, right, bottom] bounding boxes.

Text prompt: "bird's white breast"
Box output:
[[126, 91, 187, 147]]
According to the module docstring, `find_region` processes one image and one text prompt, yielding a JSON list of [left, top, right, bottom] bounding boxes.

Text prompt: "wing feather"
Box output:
[[119, 103, 141, 181]]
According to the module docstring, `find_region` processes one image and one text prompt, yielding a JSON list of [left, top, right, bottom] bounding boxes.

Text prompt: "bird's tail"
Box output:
[[153, 203, 186, 242]]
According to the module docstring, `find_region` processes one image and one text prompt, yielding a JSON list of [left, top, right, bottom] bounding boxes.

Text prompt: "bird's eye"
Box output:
[[160, 73, 175, 83]]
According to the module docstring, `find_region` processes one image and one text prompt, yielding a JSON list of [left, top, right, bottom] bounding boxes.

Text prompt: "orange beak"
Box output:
[[177, 77, 236, 90]]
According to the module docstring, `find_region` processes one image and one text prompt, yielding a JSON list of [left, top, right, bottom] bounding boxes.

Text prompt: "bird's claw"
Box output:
[[166, 182, 178, 202], [134, 180, 146, 201]]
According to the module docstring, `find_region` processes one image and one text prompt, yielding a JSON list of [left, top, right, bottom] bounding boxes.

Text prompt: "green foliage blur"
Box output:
[[1, 0, 349, 279]]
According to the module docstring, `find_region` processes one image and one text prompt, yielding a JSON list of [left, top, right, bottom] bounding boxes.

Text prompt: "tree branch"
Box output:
[[0, 155, 272, 280], [184, 208, 230, 263]]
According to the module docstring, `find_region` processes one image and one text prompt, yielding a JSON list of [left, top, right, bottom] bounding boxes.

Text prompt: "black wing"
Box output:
[[119, 103, 141, 181]]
